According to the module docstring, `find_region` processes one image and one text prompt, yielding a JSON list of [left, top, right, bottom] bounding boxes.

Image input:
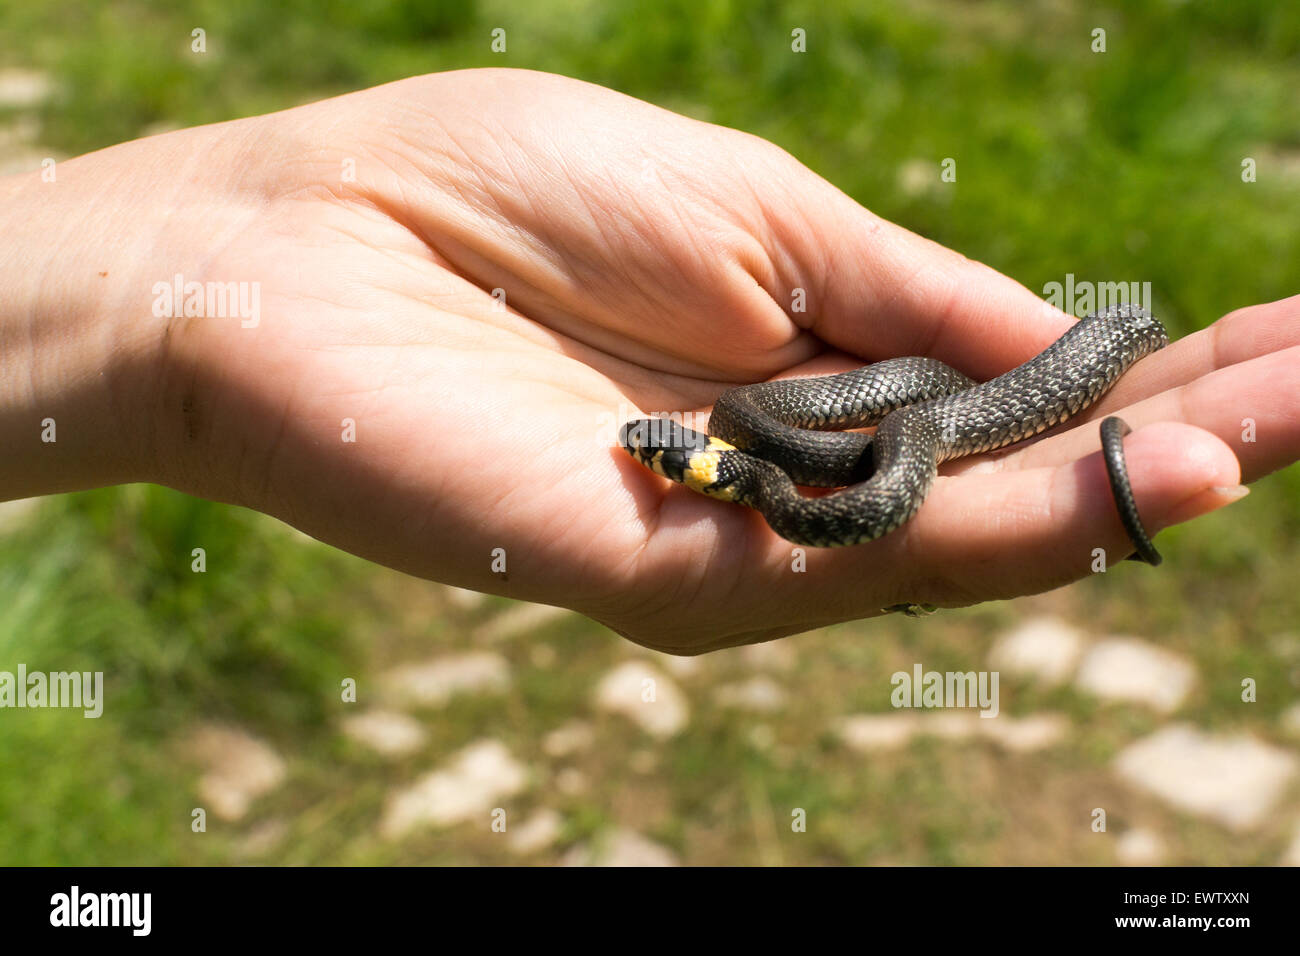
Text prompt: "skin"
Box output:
[[1, 68, 1296, 654]]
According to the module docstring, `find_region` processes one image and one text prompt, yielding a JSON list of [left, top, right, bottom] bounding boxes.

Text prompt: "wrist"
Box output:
[[0, 161, 167, 499]]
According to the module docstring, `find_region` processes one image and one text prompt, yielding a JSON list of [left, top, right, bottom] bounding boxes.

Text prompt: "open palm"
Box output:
[[73, 69, 1296, 652]]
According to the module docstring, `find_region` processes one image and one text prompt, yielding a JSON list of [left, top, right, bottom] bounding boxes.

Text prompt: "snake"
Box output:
[[619, 304, 1168, 568]]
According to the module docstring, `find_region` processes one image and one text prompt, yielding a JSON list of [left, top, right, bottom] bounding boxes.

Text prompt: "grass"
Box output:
[[0, 0, 1297, 865]]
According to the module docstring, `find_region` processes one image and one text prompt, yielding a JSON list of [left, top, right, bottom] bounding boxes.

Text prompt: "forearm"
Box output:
[[0, 117, 284, 502], [0, 162, 162, 499]]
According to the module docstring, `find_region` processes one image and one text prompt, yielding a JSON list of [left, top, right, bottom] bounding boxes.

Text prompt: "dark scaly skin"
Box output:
[[706, 357, 976, 486], [1101, 416, 1162, 565], [620, 304, 1169, 551]]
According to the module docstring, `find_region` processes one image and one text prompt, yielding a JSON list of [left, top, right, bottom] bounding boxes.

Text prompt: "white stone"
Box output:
[[594, 661, 689, 738], [1268, 633, 1300, 660], [927, 712, 980, 740], [381, 652, 510, 708], [475, 602, 570, 641], [1115, 828, 1165, 866], [989, 616, 1086, 686], [379, 740, 527, 838], [562, 828, 678, 867], [0, 69, 51, 108], [554, 767, 588, 796], [654, 650, 703, 678], [542, 720, 594, 758], [529, 643, 557, 668], [0, 118, 55, 177], [341, 710, 427, 757], [189, 724, 287, 822], [978, 713, 1069, 752], [1281, 823, 1300, 866], [737, 640, 798, 672], [507, 809, 563, 855], [0, 497, 42, 532], [836, 711, 1066, 753], [1113, 724, 1298, 831], [715, 676, 786, 712], [442, 585, 485, 610], [1075, 637, 1196, 713], [835, 714, 918, 751], [897, 158, 941, 198], [1279, 703, 1300, 738]]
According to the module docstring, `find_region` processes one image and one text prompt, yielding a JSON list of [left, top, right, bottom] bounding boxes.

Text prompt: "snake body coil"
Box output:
[[620, 304, 1168, 557]]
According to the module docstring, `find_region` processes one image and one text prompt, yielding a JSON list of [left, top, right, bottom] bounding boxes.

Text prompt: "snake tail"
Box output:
[[1100, 416, 1163, 566]]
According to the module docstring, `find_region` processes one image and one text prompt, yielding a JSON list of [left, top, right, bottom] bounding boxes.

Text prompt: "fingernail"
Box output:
[[1210, 485, 1250, 502], [1157, 484, 1249, 530]]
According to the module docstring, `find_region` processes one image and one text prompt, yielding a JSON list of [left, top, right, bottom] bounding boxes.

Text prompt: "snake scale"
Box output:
[[619, 304, 1168, 563]]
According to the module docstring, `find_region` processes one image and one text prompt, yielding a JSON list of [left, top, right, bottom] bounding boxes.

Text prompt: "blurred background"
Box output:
[[1, 0, 1298, 865]]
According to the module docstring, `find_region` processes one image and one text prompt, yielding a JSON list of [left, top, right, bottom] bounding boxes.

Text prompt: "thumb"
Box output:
[[771, 169, 1072, 377]]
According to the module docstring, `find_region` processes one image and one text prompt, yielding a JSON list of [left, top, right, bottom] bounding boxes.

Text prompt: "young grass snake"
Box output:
[[620, 304, 1167, 569]]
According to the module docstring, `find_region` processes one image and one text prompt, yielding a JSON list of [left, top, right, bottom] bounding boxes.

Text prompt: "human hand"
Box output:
[[2, 68, 1293, 653]]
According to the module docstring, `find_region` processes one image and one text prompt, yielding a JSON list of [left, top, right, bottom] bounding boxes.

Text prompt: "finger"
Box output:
[[1083, 292, 1300, 413], [964, 343, 1300, 485], [868, 422, 1243, 604]]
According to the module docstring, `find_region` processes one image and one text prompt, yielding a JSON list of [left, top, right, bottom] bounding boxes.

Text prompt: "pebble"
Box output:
[[475, 602, 571, 641], [562, 828, 678, 867], [341, 710, 427, 757], [506, 809, 564, 855], [988, 616, 1086, 686], [1075, 637, 1196, 713], [542, 720, 595, 758], [379, 740, 527, 838], [1113, 724, 1298, 831], [715, 676, 787, 712], [188, 724, 287, 822], [1115, 828, 1166, 866], [594, 661, 689, 738], [380, 652, 510, 708]]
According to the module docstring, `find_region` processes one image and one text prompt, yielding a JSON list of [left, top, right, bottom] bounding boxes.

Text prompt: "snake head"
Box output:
[[618, 418, 743, 500]]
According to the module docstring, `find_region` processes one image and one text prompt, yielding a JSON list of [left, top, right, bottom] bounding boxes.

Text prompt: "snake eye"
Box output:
[[619, 418, 710, 452], [657, 449, 689, 481], [618, 420, 648, 450]]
